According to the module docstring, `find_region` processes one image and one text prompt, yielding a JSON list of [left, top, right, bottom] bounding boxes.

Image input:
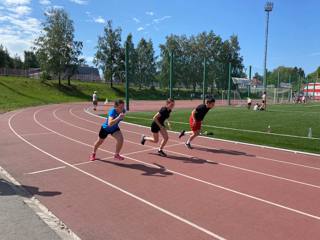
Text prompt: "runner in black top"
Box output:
[[179, 97, 215, 149], [141, 98, 175, 157]]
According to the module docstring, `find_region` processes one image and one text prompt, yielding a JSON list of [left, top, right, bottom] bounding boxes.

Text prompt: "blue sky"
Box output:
[[0, 0, 319, 74]]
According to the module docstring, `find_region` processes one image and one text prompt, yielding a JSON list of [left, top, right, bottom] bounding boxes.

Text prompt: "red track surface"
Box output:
[[1, 103, 320, 240]]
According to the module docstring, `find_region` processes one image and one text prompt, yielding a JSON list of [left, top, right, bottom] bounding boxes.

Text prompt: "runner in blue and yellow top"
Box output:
[[90, 99, 126, 161]]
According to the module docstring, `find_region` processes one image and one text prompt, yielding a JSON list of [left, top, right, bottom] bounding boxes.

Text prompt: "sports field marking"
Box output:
[[9, 110, 227, 240], [82, 106, 320, 167], [66, 107, 320, 189], [92, 112, 320, 157], [21, 132, 54, 137], [125, 116, 320, 140], [31, 107, 320, 221], [25, 143, 183, 175], [163, 149, 320, 189]]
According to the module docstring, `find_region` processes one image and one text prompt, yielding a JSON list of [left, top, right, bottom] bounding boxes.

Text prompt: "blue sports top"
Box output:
[[102, 107, 126, 131]]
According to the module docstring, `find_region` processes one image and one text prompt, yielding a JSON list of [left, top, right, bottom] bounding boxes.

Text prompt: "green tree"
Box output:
[[12, 54, 24, 69], [136, 38, 156, 89], [124, 33, 137, 86], [34, 8, 83, 85], [0, 45, 13, 68], [94, 20, 122, 87], [24, 51, 39, 69]]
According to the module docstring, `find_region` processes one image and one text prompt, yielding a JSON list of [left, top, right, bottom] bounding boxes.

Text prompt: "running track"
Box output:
[[1, 103, 320, 240]]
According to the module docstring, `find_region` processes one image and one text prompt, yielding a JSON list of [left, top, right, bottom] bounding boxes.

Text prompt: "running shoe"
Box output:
[[140, 135, 146, 145], [178, 130, 185, 139], [185, 142, 192, 149], [114, 154, 124, 161], [158, 150, 167, 157], [89, 153, 96, 161]]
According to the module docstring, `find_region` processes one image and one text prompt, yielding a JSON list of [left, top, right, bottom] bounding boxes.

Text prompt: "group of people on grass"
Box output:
[[247, 91, 266, 111], [89, 97, 215, 161]]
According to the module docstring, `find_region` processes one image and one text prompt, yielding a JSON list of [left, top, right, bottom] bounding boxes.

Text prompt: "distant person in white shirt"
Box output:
[[253, 103, 259, 111], [247, 97, 252, 109], [262, 91, 266, 110], [92, 91, 98, 111]]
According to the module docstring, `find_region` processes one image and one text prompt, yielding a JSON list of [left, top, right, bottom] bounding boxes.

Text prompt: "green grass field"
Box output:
[[0, 76, 126, 112], [0, 76, 197, 112], [123, 104, 320, 154]]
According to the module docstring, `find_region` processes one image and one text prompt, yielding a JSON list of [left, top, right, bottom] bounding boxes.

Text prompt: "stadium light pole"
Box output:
[[263, 2, 273, 91], [169, 51, 173, 99], [125, 42, 129, 111]]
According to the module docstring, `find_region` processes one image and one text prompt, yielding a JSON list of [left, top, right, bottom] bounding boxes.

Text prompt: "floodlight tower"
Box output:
[[263, 2, 273, 91]]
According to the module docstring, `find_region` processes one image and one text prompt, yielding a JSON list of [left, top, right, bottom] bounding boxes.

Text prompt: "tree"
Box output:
[[34, 8, 83, 85], [124, 33, 137, 86], [136, 38, 156, 89], [12, 54, 23, 69], [94, 20, 122, 87], [65, 41, 84, 85], [0, 45, 13, 68], [307, 67, 320, 80], [24, 51, 39, 69]]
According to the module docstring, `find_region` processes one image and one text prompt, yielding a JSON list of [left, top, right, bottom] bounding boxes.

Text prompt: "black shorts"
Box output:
[[98, 126, 120, 139], [151, 121, 163, 133], [262, 100, 265, 104]]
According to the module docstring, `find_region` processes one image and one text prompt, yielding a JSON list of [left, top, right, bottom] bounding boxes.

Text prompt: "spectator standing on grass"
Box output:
[[262, 91, 266, 110], [92, 91, 98, 111], [247, 97, 252, 109]]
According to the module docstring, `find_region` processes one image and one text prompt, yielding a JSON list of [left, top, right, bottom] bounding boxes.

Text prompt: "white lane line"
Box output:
[[69, 108, 320, 188], [163, 149, 320, 189], [257, 156, 320, 171], [25, 143, 183, 175], [9, 110, 227, 240], [34, 107, 320, 221], [26, 166, 66, 175], [83, 107, 320, 158], [21, 132, 54, 137], [125, 115, 320, 140]]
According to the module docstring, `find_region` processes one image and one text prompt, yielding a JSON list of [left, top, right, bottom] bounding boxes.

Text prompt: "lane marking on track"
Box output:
[[9, 109, 227, 240], [83, 106, 320, 158], [31, 107, 320, 221], [64, 107, 320, 189], [25, 143, 183, 175], [125, 115, 320, 140], [21, 132, 54, 137]]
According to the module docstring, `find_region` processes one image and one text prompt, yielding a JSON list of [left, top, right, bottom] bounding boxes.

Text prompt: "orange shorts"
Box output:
[[189, 116, 201, 132]]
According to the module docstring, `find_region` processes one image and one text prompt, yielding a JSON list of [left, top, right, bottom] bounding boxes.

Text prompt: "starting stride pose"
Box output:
[[90, 99, 126, 161], [179, 97, 215, 149], [141, 98, 175, 157]]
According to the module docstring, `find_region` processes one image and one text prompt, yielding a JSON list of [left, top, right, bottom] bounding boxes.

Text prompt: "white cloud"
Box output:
[[9, 6, 32, 16], [52, 5, 64, 9], [0, 0, 41, 59], [3, 0, 31, 6], [39, 0, 51, 5], [137, 27, 144, 31], [69, 0, 88, 5], [133, 17, 140, 23], [145, 11, 154, 16], [94, 16, 105, 24], [153, 16, 171, 24]]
